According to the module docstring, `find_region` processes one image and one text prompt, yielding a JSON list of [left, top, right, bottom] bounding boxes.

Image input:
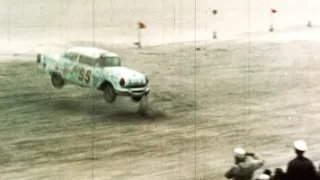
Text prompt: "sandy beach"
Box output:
[[0, 0, 320, 179]]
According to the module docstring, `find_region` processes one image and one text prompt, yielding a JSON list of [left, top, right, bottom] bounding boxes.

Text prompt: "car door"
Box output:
[[60, 52, 80, 83], [72, 55, 94, 87], [91, 59, 106, 89]]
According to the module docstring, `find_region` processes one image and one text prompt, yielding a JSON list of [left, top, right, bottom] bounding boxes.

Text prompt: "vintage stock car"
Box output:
[[36, 46, 150, 103]]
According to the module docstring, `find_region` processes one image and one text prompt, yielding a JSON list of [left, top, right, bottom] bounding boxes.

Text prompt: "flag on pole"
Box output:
[[271, 9, 277, 13], [138, 21, 146, 29], [211, 9, 218, 39]]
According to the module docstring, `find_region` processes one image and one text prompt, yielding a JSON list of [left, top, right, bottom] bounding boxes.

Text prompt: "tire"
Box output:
[[51, 73, 65, 89], [103, 83, 117, 103], [132, 96, 143, 102]]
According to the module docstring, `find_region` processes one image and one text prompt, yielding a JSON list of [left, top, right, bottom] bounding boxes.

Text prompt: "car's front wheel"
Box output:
[[103, 83, 117, 103], [51, 72, 65, 89]]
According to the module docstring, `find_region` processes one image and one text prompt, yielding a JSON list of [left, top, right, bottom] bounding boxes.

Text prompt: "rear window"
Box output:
[[95, 56, 121, 67]]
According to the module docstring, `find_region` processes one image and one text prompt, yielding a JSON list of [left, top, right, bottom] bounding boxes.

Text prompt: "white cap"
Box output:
[[258, 174, 270, 180], [233, 147, 246, 158], [293, 140, 307, 151]]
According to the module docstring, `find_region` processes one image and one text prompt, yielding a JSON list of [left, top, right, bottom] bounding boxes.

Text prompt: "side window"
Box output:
[[79, 55, 93, 66], [63, 52, 78, 62]]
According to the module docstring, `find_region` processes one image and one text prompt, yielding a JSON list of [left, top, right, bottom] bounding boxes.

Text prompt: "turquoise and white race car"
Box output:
[[36, 46, 150, 103]]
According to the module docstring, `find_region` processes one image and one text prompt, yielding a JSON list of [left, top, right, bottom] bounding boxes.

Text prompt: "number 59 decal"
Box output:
[[78, 68, 91, 83]]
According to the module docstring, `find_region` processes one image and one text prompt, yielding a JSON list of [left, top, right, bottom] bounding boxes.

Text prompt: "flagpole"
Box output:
[[269, 9, 276, 32], [135, 22, 146, 48], [173, 6, 176, 34], [270, 12, 273, 32], [137, 25, 142, 48], [212, 9, 217, 39], [7, 2, 10, 43]]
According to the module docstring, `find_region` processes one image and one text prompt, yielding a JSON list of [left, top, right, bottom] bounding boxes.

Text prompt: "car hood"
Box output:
[[103, 67, 146, 85]]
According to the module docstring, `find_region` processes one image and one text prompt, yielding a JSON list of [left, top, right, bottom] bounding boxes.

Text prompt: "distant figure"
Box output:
[[286, 140, 318, 180], [263, 169, 272, 177], [271, 168, 286, 180], [225, 147, 265, 180], [318, 164, 320, 180], [256, 174, 270, 180]]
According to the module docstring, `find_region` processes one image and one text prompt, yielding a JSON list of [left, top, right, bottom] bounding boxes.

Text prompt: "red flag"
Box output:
[[138, 21, 146, 29], [271, 9, 277, 13]]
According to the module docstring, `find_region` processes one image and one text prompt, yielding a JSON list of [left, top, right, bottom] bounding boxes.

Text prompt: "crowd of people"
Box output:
[[224, 140, 320, 180]]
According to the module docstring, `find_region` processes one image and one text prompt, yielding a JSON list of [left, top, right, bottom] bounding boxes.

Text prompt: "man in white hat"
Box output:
[[225, 147, 265, 180], [286, 140, 318, 180]]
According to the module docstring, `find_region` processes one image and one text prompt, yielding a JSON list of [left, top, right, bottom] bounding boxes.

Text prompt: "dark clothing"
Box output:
[[271, 168, 286, 180], [225, 157, 264, 180], [286, 156, 317, 180], [271, 174, 286, 180]]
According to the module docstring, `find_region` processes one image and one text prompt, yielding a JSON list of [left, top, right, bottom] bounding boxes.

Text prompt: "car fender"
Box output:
[[104, 71, 122, 89], [38, 54, 66, 75]]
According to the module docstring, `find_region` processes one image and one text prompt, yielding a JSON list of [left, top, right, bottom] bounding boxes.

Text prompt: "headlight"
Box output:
[[145, 76, 149, 84], [119, 77, 125, 86]]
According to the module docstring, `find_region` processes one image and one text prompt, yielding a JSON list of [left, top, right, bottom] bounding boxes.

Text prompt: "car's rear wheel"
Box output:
[[103, 83, 116, 103], [131, 96, 143, 102], [51, 72, 65, 89]]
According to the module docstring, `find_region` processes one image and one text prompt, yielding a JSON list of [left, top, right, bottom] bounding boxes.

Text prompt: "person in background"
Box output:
[[225, 147, 265, 180], [271, 168, 286, 180], [263, 169, 272, 177], [286, 140, 318, 180], [318, 164, 320, 180]]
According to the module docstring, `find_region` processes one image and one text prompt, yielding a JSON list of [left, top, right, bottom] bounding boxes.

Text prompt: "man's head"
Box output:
[[274, 168, 284, 176], [293, 140, 307, 157], [233, 147, 246, 162], [263, 169, 272, 177]]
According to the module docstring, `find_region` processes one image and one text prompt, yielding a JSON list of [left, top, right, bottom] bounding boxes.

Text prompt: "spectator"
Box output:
[[272, 168, 286, 180], [286, 140, 318, 180], [263, 169, 272, 177], [225, 147, 265, 180], [318, 163, 320, 180]]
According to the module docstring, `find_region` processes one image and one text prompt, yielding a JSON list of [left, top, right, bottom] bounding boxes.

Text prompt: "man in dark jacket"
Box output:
[[286, 140, 318, 180], [317, 164, 320, 180]]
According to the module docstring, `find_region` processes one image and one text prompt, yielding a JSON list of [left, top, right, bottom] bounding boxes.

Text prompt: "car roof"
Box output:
[[65, 46, 118, 59]]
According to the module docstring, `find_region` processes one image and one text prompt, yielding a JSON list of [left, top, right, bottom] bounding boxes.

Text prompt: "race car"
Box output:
[[36, 46, 150, 103]]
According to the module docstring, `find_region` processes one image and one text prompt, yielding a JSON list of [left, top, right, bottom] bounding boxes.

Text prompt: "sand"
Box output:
[[0, 0, 320, 179]]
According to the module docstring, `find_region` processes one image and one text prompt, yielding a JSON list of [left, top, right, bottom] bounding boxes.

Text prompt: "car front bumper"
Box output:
[[116, 87, 150, 97]]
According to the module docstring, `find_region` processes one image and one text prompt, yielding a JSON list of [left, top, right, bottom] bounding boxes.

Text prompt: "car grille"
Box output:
[[125, 84, 147, 88]]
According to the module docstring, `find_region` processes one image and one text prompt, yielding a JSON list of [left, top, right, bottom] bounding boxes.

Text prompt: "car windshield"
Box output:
[[95, 56, 121, 67]]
